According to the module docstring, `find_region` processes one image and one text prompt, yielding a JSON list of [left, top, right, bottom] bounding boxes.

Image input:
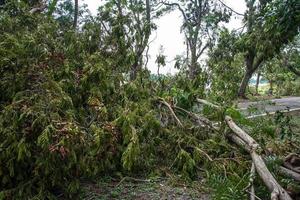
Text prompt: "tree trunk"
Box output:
[[238, 69, 252, 99], [73, 0, 78, 28], [130, 59, 139, 81], [189, 48, 197, 79], [255, 72, 261, 95]]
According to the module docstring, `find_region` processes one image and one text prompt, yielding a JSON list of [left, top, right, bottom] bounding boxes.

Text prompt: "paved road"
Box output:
[[238, 97, 300, 115]]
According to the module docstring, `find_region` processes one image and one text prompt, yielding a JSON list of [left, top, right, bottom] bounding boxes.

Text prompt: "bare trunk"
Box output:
[[255, 72, 260, 95], [73, 0, 78, 28]]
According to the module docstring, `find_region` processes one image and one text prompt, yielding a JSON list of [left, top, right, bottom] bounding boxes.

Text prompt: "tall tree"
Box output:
[[162, 0, 231, 79], [237, 0, 300, 98], [130, 0, 151, 80]]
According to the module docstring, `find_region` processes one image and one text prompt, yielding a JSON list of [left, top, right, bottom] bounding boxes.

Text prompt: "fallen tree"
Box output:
[[196, 99, 293, 200], [226, 119, 292, 200]]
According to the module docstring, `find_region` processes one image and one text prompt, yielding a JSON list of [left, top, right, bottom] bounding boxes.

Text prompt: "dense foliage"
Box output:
[[0, 0, 300, 199]]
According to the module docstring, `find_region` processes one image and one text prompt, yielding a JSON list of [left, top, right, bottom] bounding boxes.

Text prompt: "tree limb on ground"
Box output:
[[196, 99, 292, 200], [226, 132, 292, 200], [279, 166, 300, 182]]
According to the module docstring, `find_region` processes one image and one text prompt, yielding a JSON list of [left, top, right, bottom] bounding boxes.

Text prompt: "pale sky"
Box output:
[[81, 0, 247, 75]]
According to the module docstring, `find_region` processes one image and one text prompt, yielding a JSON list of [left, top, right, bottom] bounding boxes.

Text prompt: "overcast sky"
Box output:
[[81, 0, 247, 74]]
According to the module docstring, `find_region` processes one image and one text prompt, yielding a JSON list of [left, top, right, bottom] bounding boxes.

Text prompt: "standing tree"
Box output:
[[237, 0, 300, 98], [162, 0, 231, 79]]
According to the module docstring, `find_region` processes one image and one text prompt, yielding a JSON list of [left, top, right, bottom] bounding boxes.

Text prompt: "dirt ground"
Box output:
[[81, 177, 210, 200]]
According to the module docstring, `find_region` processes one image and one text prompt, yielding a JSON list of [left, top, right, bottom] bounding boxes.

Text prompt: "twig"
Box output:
[[249, 162, 256, 200], [245, 190, 263, 200], [194, 147, 213, 162], [216, 0, 244, 16]]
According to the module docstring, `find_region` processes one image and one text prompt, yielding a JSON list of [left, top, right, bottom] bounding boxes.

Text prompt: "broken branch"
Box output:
[[158, 97, 183, 127]]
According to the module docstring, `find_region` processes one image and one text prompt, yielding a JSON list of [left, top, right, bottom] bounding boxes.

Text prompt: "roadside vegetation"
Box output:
[[0, 0, 300, 199]]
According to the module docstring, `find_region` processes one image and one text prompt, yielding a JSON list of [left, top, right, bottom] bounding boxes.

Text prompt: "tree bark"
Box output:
[[238, 69, 252, 99], [189, 48, 197, 79], [73, 0, 79, 29]]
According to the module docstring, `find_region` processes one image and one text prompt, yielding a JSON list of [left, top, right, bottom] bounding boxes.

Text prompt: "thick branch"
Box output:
[[279, 167, 300, 182], [225, 116, 259, 150], [197, 98, 292, 199], [252, 55, 264, 72], [158, 98, 183, 127]]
